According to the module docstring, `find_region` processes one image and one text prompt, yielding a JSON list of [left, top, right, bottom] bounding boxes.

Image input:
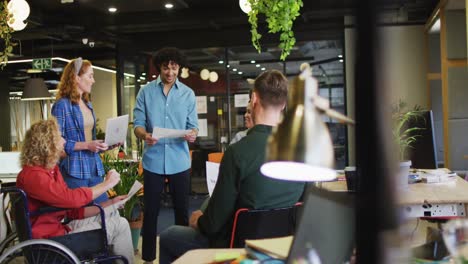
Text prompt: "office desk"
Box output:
[[320, 176, 468, 218], [173, 248, 245, 264]]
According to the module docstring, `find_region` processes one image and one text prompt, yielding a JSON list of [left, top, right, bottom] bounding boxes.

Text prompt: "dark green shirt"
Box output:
[[198, 124, 306, 247]]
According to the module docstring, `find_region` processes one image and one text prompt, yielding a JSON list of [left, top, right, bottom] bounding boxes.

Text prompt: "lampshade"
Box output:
[[21, 78, 52, 101], [260, 70, 337, 182]]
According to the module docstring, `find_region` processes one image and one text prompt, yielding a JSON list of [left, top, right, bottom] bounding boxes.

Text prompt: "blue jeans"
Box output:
[[159, 225, 210, 264], [61, 172, 109, 204]]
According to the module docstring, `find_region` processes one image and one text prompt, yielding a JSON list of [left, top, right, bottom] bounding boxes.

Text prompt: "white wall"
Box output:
[[91, 70, 117, 131], [345, 25, 428, 164], [377, 25, 428, 109]]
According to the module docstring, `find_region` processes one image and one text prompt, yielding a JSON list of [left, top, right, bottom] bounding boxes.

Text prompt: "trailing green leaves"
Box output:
[[247, 0, 303, 60], [0, 0, 16, 67]]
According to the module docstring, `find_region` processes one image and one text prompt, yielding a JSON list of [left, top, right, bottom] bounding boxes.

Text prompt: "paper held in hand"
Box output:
[[104, 115, 129, 146], [105, 181, 143, 214], [152, 127, 191, 139]]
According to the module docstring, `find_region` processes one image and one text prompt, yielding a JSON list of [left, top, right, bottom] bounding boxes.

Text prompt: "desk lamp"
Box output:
[[260, 66, 354, 182]]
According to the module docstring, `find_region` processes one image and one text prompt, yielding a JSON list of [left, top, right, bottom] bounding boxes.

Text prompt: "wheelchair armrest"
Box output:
[[31, 203, 106, 223]]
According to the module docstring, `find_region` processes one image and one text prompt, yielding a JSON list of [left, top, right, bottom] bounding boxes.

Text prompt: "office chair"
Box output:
[[208, 152, 224, 164], [230, 202, 303, 248]]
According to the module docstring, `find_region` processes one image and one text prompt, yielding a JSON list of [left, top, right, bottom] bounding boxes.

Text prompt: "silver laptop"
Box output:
[[287, 187, 355, 264]]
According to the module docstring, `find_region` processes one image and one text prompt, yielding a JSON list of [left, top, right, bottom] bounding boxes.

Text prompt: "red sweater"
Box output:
[[16, 165, 93, 238]]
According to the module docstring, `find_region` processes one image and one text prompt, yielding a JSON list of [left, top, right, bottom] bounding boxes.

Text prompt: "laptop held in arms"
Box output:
[[287, 186, 355, 264]]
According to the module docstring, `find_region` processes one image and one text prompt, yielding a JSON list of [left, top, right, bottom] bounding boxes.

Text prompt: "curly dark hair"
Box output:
[[152, 47, 187, 70]]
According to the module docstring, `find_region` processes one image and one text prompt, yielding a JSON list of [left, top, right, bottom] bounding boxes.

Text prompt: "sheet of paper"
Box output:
[[104, 180, 143, 215], [206, 161, 220, 197], [198, 119, 207, 137], [152, 127, 191, 139], [234, 94, 250, 108], [196, 96, 207, 114], [105, 115, 129, 146]]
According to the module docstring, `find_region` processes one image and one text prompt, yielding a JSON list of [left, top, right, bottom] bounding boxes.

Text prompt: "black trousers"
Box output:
[[141, 169, 190, 262]]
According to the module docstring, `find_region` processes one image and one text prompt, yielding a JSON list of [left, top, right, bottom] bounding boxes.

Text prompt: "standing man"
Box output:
[[133, 47, 198, 263], [158, 70, 306, 263]]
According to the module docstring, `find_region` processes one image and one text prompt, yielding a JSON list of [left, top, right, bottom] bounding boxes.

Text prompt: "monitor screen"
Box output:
[[406, 110, 438, 169]]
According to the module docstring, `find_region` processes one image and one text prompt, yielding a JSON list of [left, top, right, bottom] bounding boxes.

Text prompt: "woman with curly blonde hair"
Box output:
[[16, 119, 134, 263], [51, 58, 111, 203]]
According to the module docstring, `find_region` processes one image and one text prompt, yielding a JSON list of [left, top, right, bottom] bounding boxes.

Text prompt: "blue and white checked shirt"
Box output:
[[51, 98, 105, 179], [133, 77, 198, 175]]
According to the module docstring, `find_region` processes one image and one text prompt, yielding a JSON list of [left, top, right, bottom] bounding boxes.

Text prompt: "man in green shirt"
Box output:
[[159, 70, 305, 264]]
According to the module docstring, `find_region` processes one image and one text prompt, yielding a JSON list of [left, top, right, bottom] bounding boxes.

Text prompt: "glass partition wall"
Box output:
[[118, 40, 347, 169]]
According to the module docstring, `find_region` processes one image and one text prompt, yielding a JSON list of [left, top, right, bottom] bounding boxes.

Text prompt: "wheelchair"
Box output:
[[0, 186, 129, 263]]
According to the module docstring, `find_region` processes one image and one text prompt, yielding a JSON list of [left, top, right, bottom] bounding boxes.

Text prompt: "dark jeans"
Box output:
[[142, 169, 190, 262], [159, 225, 210, 264]]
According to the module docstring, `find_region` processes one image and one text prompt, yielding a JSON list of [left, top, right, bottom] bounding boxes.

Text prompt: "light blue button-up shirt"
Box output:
[[133, 77, 198, 175]]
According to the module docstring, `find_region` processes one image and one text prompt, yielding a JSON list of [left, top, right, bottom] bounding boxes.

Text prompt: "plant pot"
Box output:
[[129, 214, 143, 252], [398, 160, 412, 188]]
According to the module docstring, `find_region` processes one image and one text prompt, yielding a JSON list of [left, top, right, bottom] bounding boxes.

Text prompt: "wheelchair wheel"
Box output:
[[0, 231, 18, 255], [0, 239, 80, 264]]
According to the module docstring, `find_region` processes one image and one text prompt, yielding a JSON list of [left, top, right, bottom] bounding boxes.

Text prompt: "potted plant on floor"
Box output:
[[102, 154, 144, 254], [392, 100, 425, 188]]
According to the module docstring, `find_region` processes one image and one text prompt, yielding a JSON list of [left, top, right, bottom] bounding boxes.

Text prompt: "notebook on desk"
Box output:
[[286, 187, 355, 264]]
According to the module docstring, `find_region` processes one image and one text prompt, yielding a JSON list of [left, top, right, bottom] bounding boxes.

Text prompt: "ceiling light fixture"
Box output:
[[250, 60, 255, 64], [165, 3, 174, 9], [7, 0, 30, 31], [21, 78, 52, 101], [218, 60, 224, 64], [255, 64, 260, 67], [239, 0, 251, 14], [209, 71, 218, 82], [108, 7, 117, 13], [200, 69, 210, 80], [82, 38, 88, 45], [261, 67, 266, 71], [180, 67, 190, 79]]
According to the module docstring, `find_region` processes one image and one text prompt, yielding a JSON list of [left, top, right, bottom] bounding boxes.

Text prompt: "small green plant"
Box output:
[[102, 154, 143, 222], [392, 100, 425, 161], [0, 0, 16, 67], [247, 0, 303, 61]]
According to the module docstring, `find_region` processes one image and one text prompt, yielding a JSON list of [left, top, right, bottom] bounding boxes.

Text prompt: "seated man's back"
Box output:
[[198, 123, 305, 247]]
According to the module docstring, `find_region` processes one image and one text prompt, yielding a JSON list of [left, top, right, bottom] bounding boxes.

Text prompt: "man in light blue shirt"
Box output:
[[133, 47, 198, 263]]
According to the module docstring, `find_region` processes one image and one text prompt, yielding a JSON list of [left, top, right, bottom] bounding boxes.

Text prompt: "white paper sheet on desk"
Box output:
[[152, 127, 191, 139], [104, 180, 143, 215], [206, 162, 220, 197]]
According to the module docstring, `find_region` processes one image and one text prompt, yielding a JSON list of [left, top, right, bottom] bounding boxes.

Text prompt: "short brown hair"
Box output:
[[20, 119, 62, 169], [253, 70, 288, 108]]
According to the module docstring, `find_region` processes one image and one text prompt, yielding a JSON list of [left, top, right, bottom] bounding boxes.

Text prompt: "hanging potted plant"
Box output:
[[392, 100, 425, 188], [102, 155, 144, 254], [0, 0, 16, 66], [246, 0, 303, 60]]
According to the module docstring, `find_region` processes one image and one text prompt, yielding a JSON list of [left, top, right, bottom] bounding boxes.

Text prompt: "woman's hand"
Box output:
[[88, 140, 109, 153], [111, 195, 128, 209], [104, 169, 120, 189]]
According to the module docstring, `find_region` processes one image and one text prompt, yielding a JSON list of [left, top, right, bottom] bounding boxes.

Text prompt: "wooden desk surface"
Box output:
[[173, 248, 245, 264], [320, 176, 468, 205]]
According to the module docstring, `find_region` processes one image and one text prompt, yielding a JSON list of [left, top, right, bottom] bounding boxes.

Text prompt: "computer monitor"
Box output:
[[287, 187, 355, 264], [406, 110, 438, 169]]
